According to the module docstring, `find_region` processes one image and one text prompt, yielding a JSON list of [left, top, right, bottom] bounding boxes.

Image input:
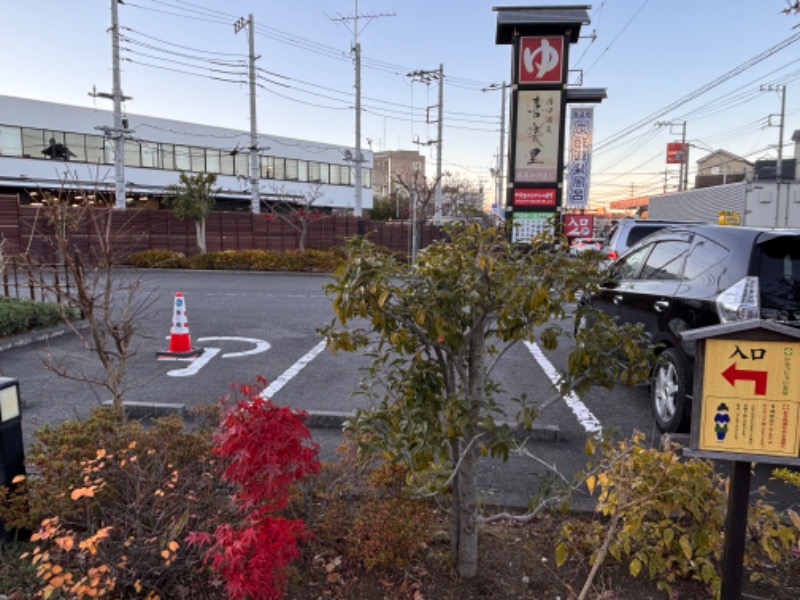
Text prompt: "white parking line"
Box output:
[[524, 341, 603, 435], [261, 339, 327, 399]]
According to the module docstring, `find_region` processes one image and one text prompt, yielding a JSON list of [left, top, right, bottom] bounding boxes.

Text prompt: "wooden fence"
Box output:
[[0, 194, 444, 263]]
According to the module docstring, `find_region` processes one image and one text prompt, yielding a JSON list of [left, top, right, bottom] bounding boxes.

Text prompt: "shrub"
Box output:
[[187, 379, 322, 600], [1, 405, 228, 599], [0, 296, 79, 338], [129, 249, 188, 268], [557, 432, 799, 598], [131, 248, 345, 272], [307, 436, 436, 573]]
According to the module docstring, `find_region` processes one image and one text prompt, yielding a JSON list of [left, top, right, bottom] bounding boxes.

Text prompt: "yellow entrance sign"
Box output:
[[699, 339, 800, 457]]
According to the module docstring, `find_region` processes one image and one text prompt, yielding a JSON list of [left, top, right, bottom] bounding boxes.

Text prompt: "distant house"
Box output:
[[694, 149, 753, 189], [371, 150, 426, 199]]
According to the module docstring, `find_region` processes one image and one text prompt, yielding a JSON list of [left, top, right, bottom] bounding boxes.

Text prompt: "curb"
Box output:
[[0, 321, 88, 353], [101, 402, 561, 441]]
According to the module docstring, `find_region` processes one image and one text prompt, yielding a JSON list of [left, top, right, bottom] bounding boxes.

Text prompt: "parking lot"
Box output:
[[1, 269, 794, 510]]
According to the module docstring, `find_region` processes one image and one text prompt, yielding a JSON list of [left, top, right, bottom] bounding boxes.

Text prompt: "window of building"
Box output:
[[362, 168, 371, 189], [308, 161, 320, 182], [285, 159, 298, 180], [124, 141, 142, 167], [234, 152, 248, 176], [319, 163, 329, 184], [85, 134, 106, 164], [220, 152, 235, 175], [141, 142, 159, 168], [273, 158, 285, 180], [330, 164, 341, 185], [261, 155, 274, 179], [62, 133, 85, 162], [22, 128, 45, 157], [174, 145, 191, 171], [160, 144, 175, 170], [0, 125, 23, 156], [190, 146, 205, 172], [206, 149, 221, 174], [297, 160, 309, 182]]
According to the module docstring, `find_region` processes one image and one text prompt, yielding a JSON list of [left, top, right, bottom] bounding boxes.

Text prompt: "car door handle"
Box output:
[[613, 294, 623, 305], [654, 300, 669, 312]]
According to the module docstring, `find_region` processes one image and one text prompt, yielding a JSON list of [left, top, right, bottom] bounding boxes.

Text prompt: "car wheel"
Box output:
[[651, 348, 692, 433]]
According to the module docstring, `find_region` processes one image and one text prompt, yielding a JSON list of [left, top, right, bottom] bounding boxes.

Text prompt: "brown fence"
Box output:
[[0, 194, 445, 263]]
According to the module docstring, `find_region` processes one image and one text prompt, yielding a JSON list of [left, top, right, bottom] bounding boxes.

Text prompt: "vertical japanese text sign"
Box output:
[[566, 107, 593, 208]]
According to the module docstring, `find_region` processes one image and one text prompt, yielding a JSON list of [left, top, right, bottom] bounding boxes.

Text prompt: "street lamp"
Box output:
[[482, 82, 509, 214]]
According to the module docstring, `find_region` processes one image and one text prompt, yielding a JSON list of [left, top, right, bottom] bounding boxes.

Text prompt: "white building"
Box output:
[[0, 95, 372, 212]]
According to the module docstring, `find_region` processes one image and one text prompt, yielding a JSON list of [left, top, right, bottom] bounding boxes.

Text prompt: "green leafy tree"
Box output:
[[321, 222, 652, 578], [164, 172, 219, 254], [367, 195, 396, 221]]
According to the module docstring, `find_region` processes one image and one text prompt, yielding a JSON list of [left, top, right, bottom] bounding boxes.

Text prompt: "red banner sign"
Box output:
[[563, 214, 594, 238], [666, 142, 687, 164], [514, 188, 556, 207]]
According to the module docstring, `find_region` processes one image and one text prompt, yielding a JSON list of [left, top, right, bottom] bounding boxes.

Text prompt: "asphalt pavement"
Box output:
[[2, 319, 796, 516]]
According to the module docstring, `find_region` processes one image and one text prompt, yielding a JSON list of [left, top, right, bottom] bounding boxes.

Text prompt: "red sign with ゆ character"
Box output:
[[519, 37, 564, 84]]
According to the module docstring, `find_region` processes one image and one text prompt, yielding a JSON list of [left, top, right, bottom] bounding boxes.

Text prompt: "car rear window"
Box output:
[[758, 237, 800, 322], [626, 225, 667, 248]]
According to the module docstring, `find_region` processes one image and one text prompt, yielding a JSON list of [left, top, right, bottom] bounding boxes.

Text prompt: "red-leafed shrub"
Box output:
[[188, 378, 321, 600]]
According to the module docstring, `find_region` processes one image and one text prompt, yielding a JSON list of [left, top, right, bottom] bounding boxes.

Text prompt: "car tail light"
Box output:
[[716, 276, 760, 323], [607, 251, 618, 260]]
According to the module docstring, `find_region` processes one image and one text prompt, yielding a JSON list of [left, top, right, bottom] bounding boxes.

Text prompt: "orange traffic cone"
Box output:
[[157, 291, 203, 359]]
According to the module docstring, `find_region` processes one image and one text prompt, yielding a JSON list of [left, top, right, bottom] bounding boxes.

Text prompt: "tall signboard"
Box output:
[[566, 107, 593, 209], [494, 6, 602, 244]]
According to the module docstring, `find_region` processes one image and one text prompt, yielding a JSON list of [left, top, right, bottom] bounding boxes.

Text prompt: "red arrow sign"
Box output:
[[721, 363, 768, 395]]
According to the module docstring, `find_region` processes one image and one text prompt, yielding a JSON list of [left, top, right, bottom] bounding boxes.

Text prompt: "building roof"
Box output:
[[493, 5, 591, 44], [695, 149, 752, 166]]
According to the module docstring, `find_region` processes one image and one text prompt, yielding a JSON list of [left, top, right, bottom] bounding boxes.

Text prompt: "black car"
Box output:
[[583, 224, 800, 432]]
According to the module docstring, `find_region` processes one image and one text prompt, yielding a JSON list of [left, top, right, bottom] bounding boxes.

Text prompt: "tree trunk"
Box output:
[[196, 218, 207, 254], [449, 441, 460, 561], [457, 435, 479, 578], [299, 220, 307, 251], [456, 318, 487, 578]]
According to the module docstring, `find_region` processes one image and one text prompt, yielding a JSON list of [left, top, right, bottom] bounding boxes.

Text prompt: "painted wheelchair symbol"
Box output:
[[164, 336, 271, 377]]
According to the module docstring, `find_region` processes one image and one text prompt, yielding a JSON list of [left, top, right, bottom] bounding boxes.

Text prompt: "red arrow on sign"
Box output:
[[721, 363, 767, 395]]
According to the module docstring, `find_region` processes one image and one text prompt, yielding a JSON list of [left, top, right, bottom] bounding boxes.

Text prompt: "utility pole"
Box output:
[[407, 67, 445, 221], [679, 121, 688, 191], [330, 2, 395, 219], [235, 14, 260, 214], [434, 64, 444, 222], [761, 84, 786, 227], [91, 0, 132, 210]]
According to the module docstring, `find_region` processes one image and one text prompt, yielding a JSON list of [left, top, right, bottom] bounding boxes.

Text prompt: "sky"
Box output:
[[1, 1, 798, 209]]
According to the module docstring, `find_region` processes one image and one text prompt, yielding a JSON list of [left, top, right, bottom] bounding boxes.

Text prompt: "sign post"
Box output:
[[681, 320, 800, 599], [493, 7, 606, 244]]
